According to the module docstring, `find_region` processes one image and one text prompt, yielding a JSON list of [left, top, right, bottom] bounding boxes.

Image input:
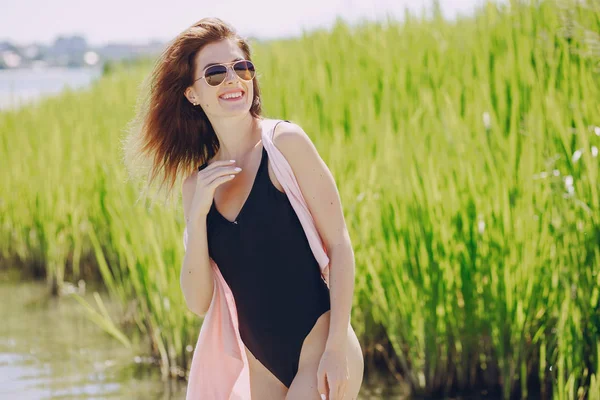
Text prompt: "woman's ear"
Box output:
[[184, 87, 197, 105]]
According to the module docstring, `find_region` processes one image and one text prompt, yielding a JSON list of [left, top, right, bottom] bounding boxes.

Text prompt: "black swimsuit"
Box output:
[[199, 142, 331, 388]]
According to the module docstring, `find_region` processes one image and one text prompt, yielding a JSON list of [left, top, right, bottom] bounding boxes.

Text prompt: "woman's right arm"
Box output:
[[180, 160, 241, 317], [180, 176, 213, 317]]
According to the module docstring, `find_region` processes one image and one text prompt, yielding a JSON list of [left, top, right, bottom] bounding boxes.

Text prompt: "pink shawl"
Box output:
[[183, 118, 331, 399]]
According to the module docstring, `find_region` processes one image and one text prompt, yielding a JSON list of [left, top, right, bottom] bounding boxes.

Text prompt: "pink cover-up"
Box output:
[[182, 118, 331, 399]]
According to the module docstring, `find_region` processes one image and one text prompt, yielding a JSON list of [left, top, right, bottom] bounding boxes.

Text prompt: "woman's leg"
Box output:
[[245, 345, 289, 400], [285, 310, 364, 400]]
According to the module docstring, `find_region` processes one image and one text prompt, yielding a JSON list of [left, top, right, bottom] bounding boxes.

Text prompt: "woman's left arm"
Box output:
[[273, 122, 355, 351]]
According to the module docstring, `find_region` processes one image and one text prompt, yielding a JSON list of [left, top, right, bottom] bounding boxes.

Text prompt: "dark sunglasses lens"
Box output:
[[205, 65, 227, 86], [233, 61, 256, 81]]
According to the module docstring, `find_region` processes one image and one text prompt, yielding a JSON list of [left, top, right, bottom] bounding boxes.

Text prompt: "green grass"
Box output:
[[1, 0, 599, 398]]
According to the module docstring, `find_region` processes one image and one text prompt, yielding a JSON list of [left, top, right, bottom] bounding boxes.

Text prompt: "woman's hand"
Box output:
[[317, 348, 349, 400], [187, 160, 242, 229]]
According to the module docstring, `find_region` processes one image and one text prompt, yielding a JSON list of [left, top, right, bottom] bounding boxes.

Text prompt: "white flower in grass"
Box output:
[[565, 175, 573, 187], [592, 146, 598, 157], [483, 112, 491, 129], [595, 126, 600, 136], [572, 149, 583, 162], [564, 175, 574, 196]]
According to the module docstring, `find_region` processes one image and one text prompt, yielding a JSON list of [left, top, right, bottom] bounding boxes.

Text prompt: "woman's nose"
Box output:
[[223, 67, 238, 83]]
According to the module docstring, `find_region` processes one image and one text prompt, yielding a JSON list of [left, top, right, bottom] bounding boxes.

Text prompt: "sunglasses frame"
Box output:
[[194, 59, 256, 87]]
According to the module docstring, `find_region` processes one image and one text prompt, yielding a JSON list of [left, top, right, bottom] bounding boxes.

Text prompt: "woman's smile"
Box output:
[[219, 90, 245, 102]]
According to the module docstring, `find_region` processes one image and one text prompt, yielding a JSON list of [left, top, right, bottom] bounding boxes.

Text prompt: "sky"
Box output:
[[1, 0, 496, 47]]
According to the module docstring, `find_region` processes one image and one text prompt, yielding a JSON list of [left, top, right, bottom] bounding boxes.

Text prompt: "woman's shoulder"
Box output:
[[271, 120, 303, 144], [260, 117, 296, 141]]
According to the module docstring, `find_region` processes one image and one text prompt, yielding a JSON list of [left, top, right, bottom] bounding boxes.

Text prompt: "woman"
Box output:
[[129, 17, 363, 400]]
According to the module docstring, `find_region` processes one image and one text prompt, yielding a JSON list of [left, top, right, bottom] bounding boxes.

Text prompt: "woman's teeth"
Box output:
[[220, 92, 243, 100]]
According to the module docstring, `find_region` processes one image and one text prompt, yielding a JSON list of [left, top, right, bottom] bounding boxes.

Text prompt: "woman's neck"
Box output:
[[211, 114, 263, 162]]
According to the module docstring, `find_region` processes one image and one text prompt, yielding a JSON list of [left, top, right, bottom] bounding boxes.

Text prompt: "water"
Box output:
[[0, 67, 103, 111], [0, 269, 188, 399], [0, 268, 408, 399]]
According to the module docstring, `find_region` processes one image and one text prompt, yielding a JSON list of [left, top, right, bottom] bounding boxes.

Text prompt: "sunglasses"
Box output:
[[194, 59, 256, 87]]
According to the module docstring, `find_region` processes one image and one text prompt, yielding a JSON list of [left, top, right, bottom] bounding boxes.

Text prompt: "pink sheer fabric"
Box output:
[[183, 118, 330, 399]]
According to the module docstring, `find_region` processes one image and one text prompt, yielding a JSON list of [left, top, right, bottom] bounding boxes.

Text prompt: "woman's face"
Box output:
[[187, 38, 254, 118]]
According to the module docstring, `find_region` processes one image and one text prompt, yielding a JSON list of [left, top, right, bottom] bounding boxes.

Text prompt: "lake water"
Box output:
[[0, 67, 103, 111], [0, 269, 189, 399]]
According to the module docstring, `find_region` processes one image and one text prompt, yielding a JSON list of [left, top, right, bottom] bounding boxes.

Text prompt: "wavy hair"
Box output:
[[123, 17, 263, 206]]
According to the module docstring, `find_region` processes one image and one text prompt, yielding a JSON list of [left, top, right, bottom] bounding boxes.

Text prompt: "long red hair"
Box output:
[[123, 17, 263, 205]]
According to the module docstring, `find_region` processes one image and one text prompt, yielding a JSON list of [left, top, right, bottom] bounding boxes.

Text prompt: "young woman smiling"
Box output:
[[126, 17, 364, 400]]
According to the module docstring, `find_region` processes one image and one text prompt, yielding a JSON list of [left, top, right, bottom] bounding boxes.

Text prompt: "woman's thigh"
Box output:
[[285, 310, 365, 400], [245, 345, 288, 400]]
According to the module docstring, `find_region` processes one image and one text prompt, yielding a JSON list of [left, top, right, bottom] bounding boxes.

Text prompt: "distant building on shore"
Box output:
[[0, 35, 166, 70]]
